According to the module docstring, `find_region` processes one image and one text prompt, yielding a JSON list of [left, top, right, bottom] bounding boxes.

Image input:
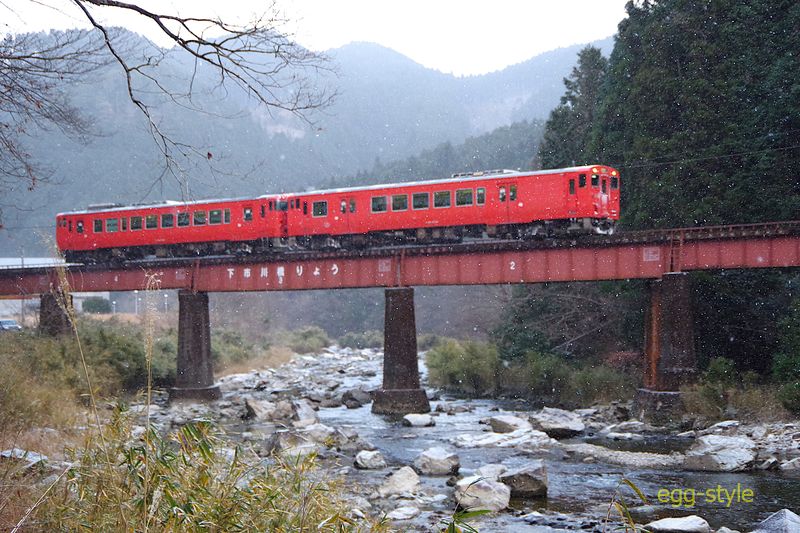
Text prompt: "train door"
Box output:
[[600, 176, 610, 213], [278, 198, 289, 239], [496, 181, 518, 223], [567, 176, 578, 216], [336, 196, 354, 235]]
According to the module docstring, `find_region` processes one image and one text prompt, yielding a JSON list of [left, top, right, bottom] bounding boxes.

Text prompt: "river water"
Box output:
[[307, 357, 799, 531]]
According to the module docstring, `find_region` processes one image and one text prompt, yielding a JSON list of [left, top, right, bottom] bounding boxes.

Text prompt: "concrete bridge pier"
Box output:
[[634, 272, 697, 424], [372, 287, 431, 415], [169, 290, 221, 402], [39, 291, 72, 336]]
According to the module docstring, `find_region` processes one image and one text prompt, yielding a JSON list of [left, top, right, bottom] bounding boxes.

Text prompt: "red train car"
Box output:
[[56, 165, 620, 262]]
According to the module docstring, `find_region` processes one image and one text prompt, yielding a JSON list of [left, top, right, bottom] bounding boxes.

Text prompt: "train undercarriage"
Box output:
[[64, 218, 615, 264]]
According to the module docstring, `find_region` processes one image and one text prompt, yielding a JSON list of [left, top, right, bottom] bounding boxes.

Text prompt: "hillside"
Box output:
[[0, 32, 610, 255]]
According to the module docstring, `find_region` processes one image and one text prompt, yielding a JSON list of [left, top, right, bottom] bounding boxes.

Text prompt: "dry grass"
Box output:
[[217, 345, 295, 376], [681, 384, 793, 423]]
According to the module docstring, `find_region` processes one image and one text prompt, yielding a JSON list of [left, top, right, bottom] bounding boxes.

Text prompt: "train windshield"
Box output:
[[277, 201, 289, 211]]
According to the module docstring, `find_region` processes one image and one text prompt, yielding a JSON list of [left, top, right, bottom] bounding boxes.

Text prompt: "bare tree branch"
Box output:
[[0, 0, 335, 221]]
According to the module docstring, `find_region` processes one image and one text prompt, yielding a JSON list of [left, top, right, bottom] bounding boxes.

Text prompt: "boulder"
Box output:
[[413, 447, 460, 476], [450, 428, 556, 450], [342, 388, 372, 408], [244, 398, 295, 421], [0, 448, 48, 471], [402, 413, 435, 427], [530, 407, 585, 438], [498, 460, 548, 498], [263, 431, 318, 457], [779, 457, 800, 471], [749, 509, 800, 533], [386, 506, 420, 521], [378, 466, 420, 497], [303, 423, 336, 444], [603, 420, 650, 433], [476, 464, 508, 480], [454, 475, 511, 512], [292, 399, 319, 428], [683, 435, 756, 472], [488, 415, 532, 433], [354, 450, 387, 470], [645, 515, 710, 533]]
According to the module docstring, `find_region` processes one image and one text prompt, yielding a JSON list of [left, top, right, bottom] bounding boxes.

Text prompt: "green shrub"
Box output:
[[778, 382, 800, 415], [564, 364, 636, 405], [426, 339, 500, 396], [338, 330, 383, 349], [703, 357, 737, 386], [37, 408, 380, 532], [418, 333, 443, 351], [212, 328, 261, 368], [522, 350, 572, 401], [81, 296, 112, 314], [287, 326, 330, 354]]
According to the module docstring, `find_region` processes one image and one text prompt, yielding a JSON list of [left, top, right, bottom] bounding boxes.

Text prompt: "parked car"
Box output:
[[0, 319, 23, 332]]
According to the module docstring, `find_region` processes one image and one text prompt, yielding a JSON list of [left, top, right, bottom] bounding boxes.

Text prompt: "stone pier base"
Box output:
[[372, 287, 431, 415], [633, 389, 684, 426], [169, 291, 221, 402]]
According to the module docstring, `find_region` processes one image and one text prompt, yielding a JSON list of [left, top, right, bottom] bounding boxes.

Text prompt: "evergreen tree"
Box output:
[[537, 47, 608, 169]]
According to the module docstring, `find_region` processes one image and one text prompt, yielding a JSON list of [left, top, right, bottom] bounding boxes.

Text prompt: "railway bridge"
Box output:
[[2, 221, 799, 420]]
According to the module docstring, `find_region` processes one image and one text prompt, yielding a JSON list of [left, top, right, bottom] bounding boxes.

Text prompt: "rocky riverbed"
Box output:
[[7, 346, 800, 532]]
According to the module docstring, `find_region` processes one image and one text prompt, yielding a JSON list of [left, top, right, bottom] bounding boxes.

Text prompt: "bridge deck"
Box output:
[[1, 221, 798, 295]]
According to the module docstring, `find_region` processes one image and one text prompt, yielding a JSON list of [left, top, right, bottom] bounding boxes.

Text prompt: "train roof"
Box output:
[[57, 165, 615, 216]]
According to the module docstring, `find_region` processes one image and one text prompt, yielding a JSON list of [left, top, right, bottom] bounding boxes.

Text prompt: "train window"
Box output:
[[510, 185, 517, 201], [243, 207, 253, 221], [591, 174, 599, 188], [456, 189, 473, 206], [392, 194, 408, 211], [77, 221, 84, 234], [303, 201, 308, 215], [260, 205, 265, 218], [122, 218, 127, 231], [611, 177, 619, 189], [313, 201, 328, 217], [106, 218, 119, 232], [602, 180, 607, 194], [161, 214, 174, 228], [371, 196, 388, 213], [579, 174, 587, 187], [177, 212, 189, 227], [209, 209, 223, 224], [290, 199, 295, 209], [499, 186, 507, 202], [569, 179, 576, 195], [277, 201, 288, 212], [476, 188, 486, 205], [194, 211, 207, 225], [145, 215, 158, 229], [68, 220, 72, 232], [130, 217, 142, 231], [224, 209, 231, 223], [434, 191, 451, 208], [412, 192, 429, 210], [268, 201, 274, 211], [350, 199, 356, 213], [94, 219, 103, 233], [340, 200, 347, 214]]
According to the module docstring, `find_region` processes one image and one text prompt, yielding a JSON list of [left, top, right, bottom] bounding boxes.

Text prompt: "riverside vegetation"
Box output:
[[0, 317, 387, 531]]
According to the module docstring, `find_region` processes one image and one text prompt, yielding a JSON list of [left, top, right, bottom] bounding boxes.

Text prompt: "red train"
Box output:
[[56, 165, 620, 263]]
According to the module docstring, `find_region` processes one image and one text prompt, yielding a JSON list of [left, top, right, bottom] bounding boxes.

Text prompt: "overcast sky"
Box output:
[[4, 0, 629, 76]]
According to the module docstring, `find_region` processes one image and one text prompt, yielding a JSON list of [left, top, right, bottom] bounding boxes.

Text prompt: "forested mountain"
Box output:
[[0, 33, 611, 255], [499, 0, 800, 380]]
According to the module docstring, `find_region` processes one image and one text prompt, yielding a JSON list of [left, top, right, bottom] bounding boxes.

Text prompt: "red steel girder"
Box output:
[[1, 233, 798, 296]]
